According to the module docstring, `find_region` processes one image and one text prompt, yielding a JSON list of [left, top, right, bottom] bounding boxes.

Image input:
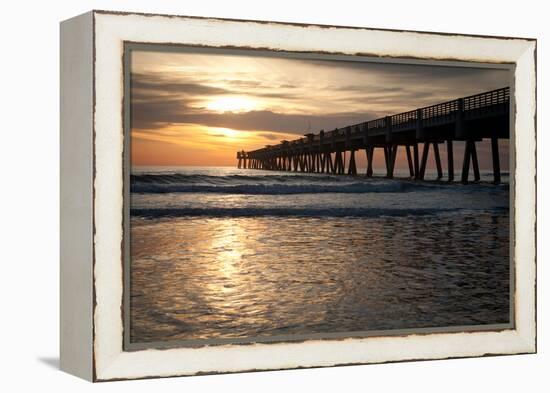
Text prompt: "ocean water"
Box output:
[[129, 166, 510, 344]]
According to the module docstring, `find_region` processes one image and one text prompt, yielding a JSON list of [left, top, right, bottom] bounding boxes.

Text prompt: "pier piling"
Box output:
[[405, 145, 414, 178], [491, 137, 501, 184], [237, 87, 509, 184], [447, 140, 454, 182]]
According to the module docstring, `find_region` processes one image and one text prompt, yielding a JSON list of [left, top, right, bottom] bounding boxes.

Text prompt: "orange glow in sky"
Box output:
[[130, 49, 510, 169]]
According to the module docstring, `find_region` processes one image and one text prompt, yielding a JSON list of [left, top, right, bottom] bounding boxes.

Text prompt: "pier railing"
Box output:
[[237, 87, 510, 184]]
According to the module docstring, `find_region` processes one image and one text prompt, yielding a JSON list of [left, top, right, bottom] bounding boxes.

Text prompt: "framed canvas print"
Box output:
[[60, 10, 537, 382]]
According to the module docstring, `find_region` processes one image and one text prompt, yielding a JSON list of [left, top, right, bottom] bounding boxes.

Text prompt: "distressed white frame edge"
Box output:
[[60, 11, 94, 381], [88, 11, 535, 381]]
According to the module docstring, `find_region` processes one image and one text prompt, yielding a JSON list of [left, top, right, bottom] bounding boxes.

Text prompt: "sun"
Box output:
[[206, 96, 257, 113]]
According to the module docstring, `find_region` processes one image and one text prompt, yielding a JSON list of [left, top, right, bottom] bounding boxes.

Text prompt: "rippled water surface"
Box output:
[[129, 167, 510, 343]]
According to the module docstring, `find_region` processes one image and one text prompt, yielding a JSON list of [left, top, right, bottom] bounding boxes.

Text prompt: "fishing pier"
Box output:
[[236, 87, 510, 184]]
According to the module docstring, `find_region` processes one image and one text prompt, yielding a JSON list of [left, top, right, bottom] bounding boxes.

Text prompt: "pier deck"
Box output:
[[237, 87, 510, 184]]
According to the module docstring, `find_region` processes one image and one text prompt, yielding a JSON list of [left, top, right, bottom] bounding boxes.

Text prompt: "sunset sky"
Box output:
[[130, 49, 510, 170]]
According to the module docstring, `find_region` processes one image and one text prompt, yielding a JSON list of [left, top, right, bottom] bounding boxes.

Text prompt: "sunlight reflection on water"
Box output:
[[130, 211, 509, 343]]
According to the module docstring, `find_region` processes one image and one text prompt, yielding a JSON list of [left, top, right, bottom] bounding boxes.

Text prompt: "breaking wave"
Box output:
[[130, 173, 483, 195]]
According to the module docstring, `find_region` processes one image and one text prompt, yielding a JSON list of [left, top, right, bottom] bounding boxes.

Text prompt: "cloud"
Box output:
[[130, 56, 510, 137], [259, 133, 283, 141], [131, 73, 300, 100], [132, 94, 382, 134], [131, 73, 229, 96], [130, 71, 385, 132]]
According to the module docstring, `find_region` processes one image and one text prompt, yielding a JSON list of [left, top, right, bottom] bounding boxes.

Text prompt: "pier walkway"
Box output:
[[236, 87, 510, 184]]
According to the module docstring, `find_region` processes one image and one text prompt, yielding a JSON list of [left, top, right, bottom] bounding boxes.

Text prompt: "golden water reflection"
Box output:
[[130, 212, 510, 343]]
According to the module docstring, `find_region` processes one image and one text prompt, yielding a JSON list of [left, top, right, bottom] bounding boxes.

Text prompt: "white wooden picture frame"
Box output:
[[60, 10, 536, 382]]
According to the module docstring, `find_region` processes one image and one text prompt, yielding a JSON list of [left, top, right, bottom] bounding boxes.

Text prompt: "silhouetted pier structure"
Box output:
[[237, 87, 509, 184]]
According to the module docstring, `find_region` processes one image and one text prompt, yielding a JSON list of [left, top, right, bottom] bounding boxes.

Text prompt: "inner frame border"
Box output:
[[122, 42, 516, 352]]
